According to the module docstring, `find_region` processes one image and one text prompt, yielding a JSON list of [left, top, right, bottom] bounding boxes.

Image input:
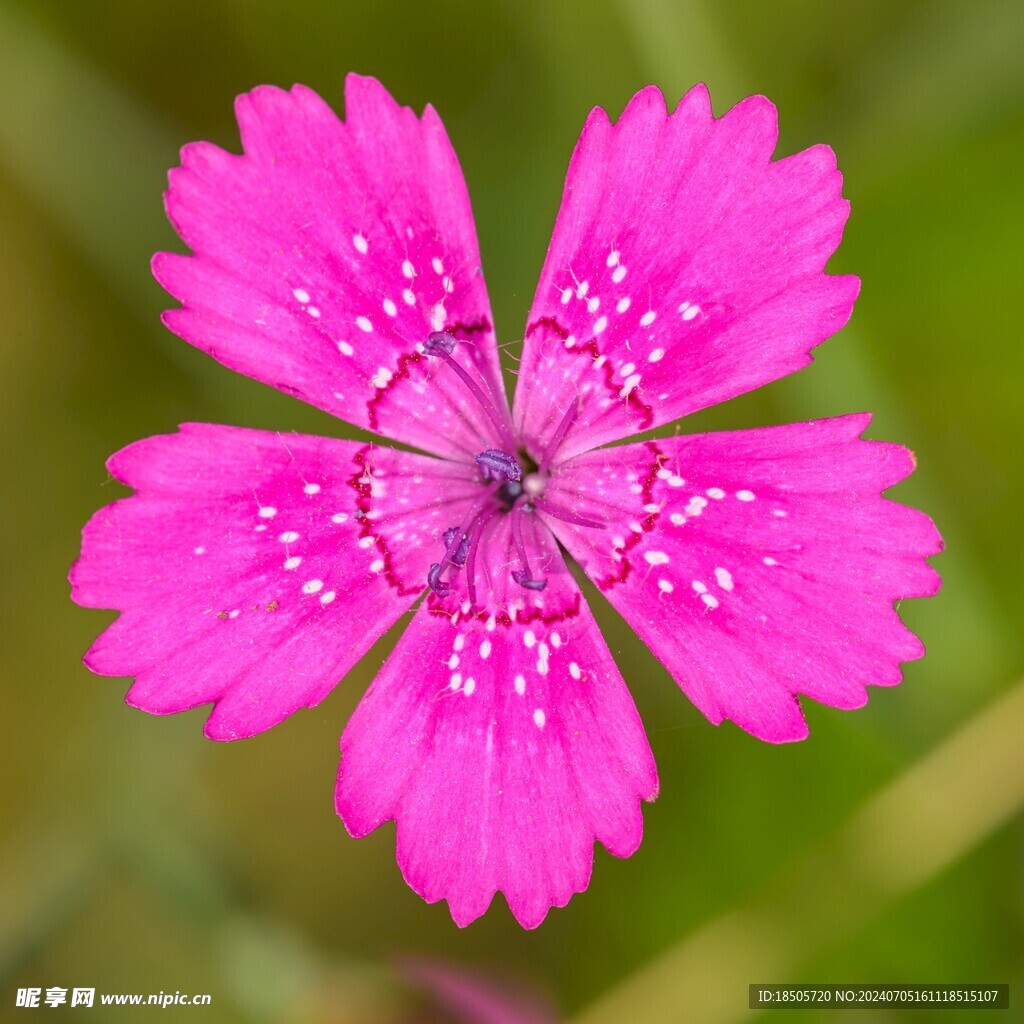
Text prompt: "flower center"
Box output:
[[422, 333, 605, 609]]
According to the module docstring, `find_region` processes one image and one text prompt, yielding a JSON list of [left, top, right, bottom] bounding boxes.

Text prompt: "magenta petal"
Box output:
[[336, 586, 658, 928], [515, 84, 859, 458], [543, 415, 942, 742], [70, 424, 475, 739], [155, 75, 506, 459]]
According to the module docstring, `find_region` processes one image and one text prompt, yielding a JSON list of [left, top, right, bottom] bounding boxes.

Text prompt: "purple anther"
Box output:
[[442, 526, 471, 566], [424, 331, 458, 355], [475, 449, 522, 484], [512, 568, 548, 591], [427, 562, 452, 597]]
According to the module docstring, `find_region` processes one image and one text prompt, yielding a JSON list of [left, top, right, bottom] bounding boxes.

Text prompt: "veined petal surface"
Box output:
[[155, 75, 506, 459], [542, 415, 942, 741], [71, 424, 476, 738], [337, 540, 658, 928], [515, 84, 858, 459]]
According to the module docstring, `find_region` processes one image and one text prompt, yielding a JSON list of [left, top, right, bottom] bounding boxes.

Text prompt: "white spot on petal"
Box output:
[[353, 233, 368, 254], [645, 550, 670, 566], [620, 373, 641, 397], [302, 579, 323, 594], [292, 288, 310, 304], [533, 708, 546, 729], [356, 316, 373, 333]]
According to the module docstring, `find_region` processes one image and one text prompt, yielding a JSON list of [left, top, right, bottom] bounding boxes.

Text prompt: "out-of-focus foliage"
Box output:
[[1, 1, 1021, 1021]]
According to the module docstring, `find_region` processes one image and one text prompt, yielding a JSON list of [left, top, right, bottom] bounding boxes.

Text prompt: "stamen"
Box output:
[[426, 561, 451, 597], [463, 515, 486, 609], [512, 569, 548, 592], [427, 493, 496, 596], [538, 395, 581, 473], [442, 526, 471, 565], [510, 506, 548, 592], [475, 449, 521, 483], [425, 332, 516, 451]]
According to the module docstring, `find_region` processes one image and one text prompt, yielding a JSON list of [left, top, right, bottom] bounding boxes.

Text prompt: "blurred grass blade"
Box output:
[[613, 0, 744, 105], [837, 0, 1024, 185], [0, 5, 201, 378], [572, 677, 1024, 1024]]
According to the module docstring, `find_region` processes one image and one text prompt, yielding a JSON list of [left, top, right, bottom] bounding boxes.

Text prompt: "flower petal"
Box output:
[[155, 75, 506, 459], [70, 424, 475, 739], [336, 560, 658, 928], [543, 415, 942, 742], [514, 84, 858, 458]]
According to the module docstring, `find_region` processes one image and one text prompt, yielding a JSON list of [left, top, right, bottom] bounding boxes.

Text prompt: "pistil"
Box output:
[[424, 332, 517, 452], [538, 395, 581, 473]]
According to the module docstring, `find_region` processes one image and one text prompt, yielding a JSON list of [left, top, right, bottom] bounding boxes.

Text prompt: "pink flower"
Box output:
[[71, 75, 942, 928]]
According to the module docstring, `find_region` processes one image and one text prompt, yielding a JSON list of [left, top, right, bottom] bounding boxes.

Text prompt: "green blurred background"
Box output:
[[2, 0, 1022, 1020]]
